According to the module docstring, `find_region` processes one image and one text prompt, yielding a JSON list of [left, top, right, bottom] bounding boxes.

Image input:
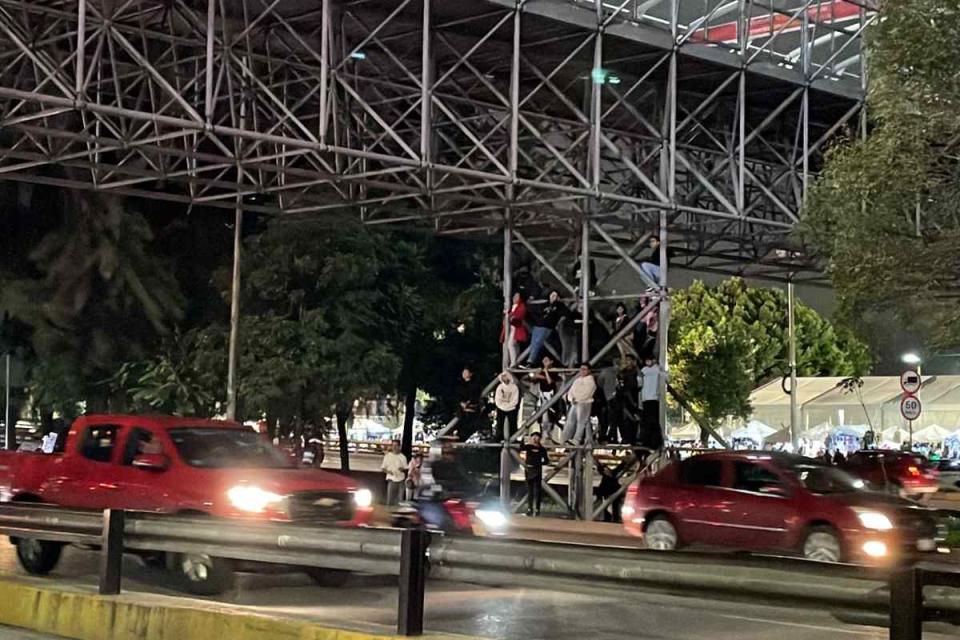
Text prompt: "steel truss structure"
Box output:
[[0, 0, 876, 517]]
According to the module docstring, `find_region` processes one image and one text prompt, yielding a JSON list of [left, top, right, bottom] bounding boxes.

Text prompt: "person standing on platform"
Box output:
[[563, 363, 597, 445], [527, 290, 567, 367], [520, 432, 550, 516], [500, 292, 529, 367], [531, 355, 563, 442], [494, 371, 520, 441], [639, 357, 667, 451], [455, 366, 482, 441]]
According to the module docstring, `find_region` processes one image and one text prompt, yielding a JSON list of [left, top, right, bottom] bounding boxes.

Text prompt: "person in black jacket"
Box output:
[[527, 290, 568, 367], [455, 366, 482, 442], [640, 236, 661, 287], [520, 432, 550, 516]]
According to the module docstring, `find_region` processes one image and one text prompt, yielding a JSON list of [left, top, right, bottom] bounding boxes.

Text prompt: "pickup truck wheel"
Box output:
[[172, 553, 235, 595], [15, 538, 63, 575], [304, 567, 351, 587]]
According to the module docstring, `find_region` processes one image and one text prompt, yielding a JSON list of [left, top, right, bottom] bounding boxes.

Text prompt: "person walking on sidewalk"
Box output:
[[494, 371, 520, 441], [563, 363, 597, 445], [520, 432, 550, 516], [405, 453, 423, 501], [381, 440, 408, 506]]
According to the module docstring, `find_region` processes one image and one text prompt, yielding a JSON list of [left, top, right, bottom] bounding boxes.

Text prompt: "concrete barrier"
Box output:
[[0, 578, 471, 640]]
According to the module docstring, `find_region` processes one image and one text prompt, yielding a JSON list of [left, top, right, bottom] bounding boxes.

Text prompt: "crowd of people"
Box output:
[[457, 355, 667, 452]]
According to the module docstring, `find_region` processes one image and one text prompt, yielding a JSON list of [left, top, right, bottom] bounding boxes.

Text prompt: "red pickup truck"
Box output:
[[0, 414, 373, 594]]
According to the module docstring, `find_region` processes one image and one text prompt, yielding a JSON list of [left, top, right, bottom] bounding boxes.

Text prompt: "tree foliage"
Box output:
[[0, 189, 183, 417], [803, 0, 960, 348], [669, 279, 871, 425]]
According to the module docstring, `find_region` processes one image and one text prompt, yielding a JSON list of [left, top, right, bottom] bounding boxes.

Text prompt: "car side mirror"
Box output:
[[758, 484, 787, 497], [132, 453, 170, 471]]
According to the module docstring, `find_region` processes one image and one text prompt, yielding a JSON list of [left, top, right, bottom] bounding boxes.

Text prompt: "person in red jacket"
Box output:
[[500, 291, 529, 366]]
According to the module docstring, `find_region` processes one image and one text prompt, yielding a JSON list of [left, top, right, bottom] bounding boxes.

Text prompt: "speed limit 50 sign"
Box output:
[[900, 395, 922, 421]]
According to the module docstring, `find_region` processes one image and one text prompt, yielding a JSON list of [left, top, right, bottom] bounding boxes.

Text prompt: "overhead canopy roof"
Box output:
[[747, 376, 960, 436]]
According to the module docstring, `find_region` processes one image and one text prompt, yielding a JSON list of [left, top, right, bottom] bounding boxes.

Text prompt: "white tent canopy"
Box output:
[[740, 376, 960, 441]]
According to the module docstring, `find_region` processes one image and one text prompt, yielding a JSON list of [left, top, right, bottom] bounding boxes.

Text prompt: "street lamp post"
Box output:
[[901, 352, 922, 450]]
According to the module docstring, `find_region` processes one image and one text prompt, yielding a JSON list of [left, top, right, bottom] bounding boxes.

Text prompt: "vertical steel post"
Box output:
[[226, 197, 243, 421], [788, 282, 798, 449], [889, 567, 923, 640], [99, 509, 125, 596], [76, 0, 86, 95], [579, 0, 604, 519], [204, 0, 216, 121], [3, 353, 10, 451], [397, 528, 428, 636], [500, 213, 513, 507], [320, 0, 330, 142], [420, 0, 432, 166]]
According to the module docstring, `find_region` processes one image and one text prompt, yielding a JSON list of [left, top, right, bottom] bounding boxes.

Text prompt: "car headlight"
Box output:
[[353, 489, 373, 508], [857, 510, 894, 531], [227, 485, 284, 513], [475, 508, 508, 531]]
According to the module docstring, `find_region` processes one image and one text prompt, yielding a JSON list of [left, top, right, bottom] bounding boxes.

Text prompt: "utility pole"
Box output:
[[788, 282, 798, 450]]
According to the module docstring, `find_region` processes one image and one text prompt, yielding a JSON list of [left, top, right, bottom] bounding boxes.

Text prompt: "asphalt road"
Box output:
[[0, 542, 956, 640]]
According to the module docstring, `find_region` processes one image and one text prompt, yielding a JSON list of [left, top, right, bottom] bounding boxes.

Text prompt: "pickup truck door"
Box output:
[[46, 423, 123, 509], [109, 426, 174, 512]]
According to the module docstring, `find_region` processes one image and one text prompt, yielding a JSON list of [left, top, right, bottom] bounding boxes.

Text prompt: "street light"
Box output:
[[901, 352, 923, 452], [902, 352, 922, 376]]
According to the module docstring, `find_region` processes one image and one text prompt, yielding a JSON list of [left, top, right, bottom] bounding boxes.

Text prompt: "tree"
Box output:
[[0, 189, 183, 418], [803, 0, 960, 351], [669, 279, 871, 429]]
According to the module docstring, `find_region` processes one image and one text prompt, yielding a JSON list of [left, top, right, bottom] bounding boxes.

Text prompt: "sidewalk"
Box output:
[[0, 575, 472, 640]]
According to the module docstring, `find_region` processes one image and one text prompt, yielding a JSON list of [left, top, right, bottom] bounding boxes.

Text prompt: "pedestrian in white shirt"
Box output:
[[563, 363, 597, 445], [380, 440, 408, 506], [494, 371, 520, 440], [639, 357, 668, 450]]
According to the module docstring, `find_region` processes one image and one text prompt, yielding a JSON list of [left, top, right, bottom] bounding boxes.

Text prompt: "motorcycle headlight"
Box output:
[[227, 485, 284, 513], [353, 489, 373, 508], [856, 510, 894, 531], [475, 508, 508, 531]]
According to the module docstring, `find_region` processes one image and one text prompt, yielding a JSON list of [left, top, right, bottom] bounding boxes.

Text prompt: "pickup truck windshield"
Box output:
[[168, 428, 294, 469]]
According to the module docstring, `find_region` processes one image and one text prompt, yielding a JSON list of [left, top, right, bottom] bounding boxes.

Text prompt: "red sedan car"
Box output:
[[623, 452, 938, 564], [841, 450, 939, 498]]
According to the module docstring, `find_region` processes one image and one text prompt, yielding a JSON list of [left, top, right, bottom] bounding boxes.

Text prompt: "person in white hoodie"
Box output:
[[563, 363, 597, 445], [494, 371, 520, 440]]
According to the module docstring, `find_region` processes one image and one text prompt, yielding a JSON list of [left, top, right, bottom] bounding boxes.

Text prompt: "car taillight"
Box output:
[[906, 466, 921, 477]]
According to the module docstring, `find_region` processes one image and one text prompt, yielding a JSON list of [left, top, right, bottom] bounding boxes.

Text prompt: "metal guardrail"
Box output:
[[0, 503, 959, 638], [890, 564, 960, 640], [0, 504, 429, 636]]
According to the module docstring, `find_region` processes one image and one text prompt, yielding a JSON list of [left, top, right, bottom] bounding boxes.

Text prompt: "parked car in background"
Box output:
[[936, 458, 960, 493], [841, 450, 939, 498], [623, 451, 939, 565], [0, 414, 373, 594]]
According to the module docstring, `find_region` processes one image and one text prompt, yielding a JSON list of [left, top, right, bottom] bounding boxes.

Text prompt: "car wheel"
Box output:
[[15, 538, 63, 575], [304, 567, 351, 587], [644, 516, 679, 551], [802, 526, 843, 563], [172, 552, 235, 595]]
